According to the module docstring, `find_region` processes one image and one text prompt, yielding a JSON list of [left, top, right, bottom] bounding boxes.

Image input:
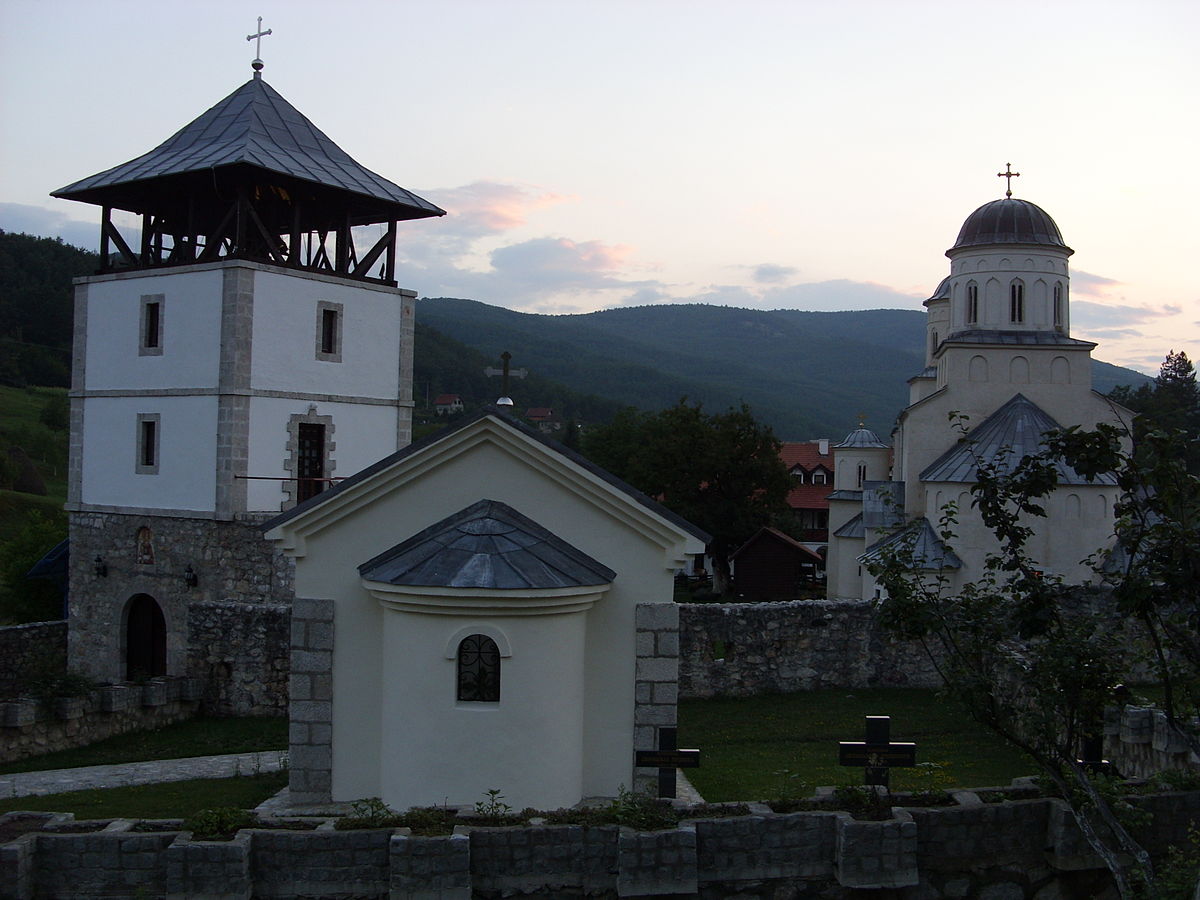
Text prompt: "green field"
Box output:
[[0, 773, 287, 819], [679, 687, 1038, 802]]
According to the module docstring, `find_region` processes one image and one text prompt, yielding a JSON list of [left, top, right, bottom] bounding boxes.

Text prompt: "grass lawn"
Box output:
[[679, 687, 1039, 802], [0, 772, 287, 819], [0, 716, 287, 775]]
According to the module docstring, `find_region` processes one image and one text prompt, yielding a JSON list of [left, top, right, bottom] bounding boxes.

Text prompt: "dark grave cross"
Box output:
[[635, 726, 700, 800], [837, 715, 916, 789]]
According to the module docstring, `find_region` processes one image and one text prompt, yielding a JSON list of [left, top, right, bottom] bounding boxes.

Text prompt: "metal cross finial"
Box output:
[[247, 17, 272, 74], [997, 162, 1020, 198]]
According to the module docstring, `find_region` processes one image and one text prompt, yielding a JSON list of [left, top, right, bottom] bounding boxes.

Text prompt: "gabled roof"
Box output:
[[53, 76, 444, 223], [919, 393, 1117, 485], [359, 499, 615, 590], [833, 513, 865, 539], [731, 526, 824, 563], [859, 518, 962, 570], [787, 484, 832, 511], [262, 408, 711, 547]]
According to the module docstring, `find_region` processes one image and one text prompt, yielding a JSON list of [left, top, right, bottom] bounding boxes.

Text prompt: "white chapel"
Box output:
[[825, 186, 1133, 600]]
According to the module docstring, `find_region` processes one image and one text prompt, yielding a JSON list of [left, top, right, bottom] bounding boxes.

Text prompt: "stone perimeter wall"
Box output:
[[679, 599, 943, 697], [0, 622, 66, 700], [2, 790, 1196, 900], [67, 510, 291, 715], [0, 677, 201, 764]]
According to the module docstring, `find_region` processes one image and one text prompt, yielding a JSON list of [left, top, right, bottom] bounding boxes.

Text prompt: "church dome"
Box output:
[[835, 426, 888, 449], [950, 198, 1071, 253]]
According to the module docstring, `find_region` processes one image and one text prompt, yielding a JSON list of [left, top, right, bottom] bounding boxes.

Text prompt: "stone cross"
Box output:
[[997, 162, 1020, 198], [636, 726, 700, 799], [838, 715, 916, 788], [484, 351, 528, 404]]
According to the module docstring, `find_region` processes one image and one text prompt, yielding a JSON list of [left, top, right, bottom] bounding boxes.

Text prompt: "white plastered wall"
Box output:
[[82, 269, 223, 391], [249, 270, 404, 400], [80, 396, 219, 511]]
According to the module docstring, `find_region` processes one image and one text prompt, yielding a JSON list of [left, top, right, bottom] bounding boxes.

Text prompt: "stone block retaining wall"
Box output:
[[1107, 704, 1200, 779], [0, 622, 67, 701], [3, 790, 1196, 900], [0, 676, 201, 763], [679, 599, 943, 697]]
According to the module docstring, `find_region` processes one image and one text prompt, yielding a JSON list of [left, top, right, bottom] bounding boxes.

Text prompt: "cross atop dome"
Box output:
[[997, 162, 1020, 198]]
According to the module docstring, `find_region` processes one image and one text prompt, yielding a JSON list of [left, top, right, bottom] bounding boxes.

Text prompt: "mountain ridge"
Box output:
[[416, 297, 1149, 440]]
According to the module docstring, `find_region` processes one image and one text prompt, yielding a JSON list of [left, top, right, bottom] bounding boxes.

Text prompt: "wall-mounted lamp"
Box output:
[[93, 556, 108, 578], [183, 565, 198, 588]]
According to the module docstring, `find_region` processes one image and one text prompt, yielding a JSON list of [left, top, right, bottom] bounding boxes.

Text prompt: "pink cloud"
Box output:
[[420, 181, 569, 238]]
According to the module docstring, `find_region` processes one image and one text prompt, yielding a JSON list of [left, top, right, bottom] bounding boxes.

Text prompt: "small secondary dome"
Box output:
[[835, 426, 888, 449], [950, 198, 1071, 254]]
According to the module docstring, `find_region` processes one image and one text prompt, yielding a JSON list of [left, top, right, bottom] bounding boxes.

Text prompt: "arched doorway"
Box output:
[[125, 594, 166, 680]]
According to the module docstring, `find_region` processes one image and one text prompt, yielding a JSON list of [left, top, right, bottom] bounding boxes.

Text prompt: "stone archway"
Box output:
[[124, 593, 166, 680]]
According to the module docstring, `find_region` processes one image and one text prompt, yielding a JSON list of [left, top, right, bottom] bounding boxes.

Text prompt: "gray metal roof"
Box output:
[[835, 426, 889, 449], [53, 76, 443, 222], [860, 518, 962, 570], [827, 489, 864, 502], [920, 393, 1118, 485], [359, 499, 616, 590], [833, 513, 865, 539], [942, 330, 1094, 348], [950, 198, 1072, 254], [862, 481, 905, 529]]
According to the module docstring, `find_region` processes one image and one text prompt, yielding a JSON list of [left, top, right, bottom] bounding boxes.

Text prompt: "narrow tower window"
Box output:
[[1009, 281, 1025, 324], [315, 301, 343, 362], [139, 294, 165, 356], [1053, 283, 1063, 328], [856, 462, 868, 488], [320, 308, 337, 355], [135, 414, 160, 475], [966, 283, 979, 324]]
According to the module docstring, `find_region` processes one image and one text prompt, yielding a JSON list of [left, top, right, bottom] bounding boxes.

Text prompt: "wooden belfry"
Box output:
[[52, 20, 444, 285]]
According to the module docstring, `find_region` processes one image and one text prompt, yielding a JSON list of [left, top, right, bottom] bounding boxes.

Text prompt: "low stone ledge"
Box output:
[[834, 808, 919, 889], [617, 823, 698, 897], [164, 830, 252, 900], [390, 830, 471, 900]]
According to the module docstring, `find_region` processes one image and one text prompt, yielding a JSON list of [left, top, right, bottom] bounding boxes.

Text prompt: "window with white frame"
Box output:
[[139, 294, 164, 356], [315, 301, 343, 362], [135, 413, 160, 475]]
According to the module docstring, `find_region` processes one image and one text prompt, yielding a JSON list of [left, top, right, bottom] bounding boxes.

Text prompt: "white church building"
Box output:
[[826, 191, 1133, 600]]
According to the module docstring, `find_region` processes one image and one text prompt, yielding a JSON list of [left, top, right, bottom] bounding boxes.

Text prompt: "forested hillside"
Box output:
[[0, 231, 95, 388], [0, 232, 1152, 440], [417, 298, 1150, 439]]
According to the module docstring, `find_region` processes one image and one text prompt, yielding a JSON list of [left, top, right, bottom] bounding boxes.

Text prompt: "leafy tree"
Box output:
[[868, 418, 1200, 898], [582, 400, 792, 594], [1110, 350, 1200, 470]]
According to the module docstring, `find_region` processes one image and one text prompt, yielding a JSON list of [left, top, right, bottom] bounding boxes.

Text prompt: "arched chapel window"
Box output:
[[966, 282, 979, 324], [457, 634, 500, 702], [856, 463, 868, 488], [1010, 281, 1025, 324], [1053, 283, 1063, 328]]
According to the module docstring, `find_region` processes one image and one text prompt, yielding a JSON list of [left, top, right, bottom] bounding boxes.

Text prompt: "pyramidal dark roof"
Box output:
[[359, 499, 616, 590], [860, 518, 962, 570], [920, 393, 1117, 485], [53, 76, 444, 222]]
